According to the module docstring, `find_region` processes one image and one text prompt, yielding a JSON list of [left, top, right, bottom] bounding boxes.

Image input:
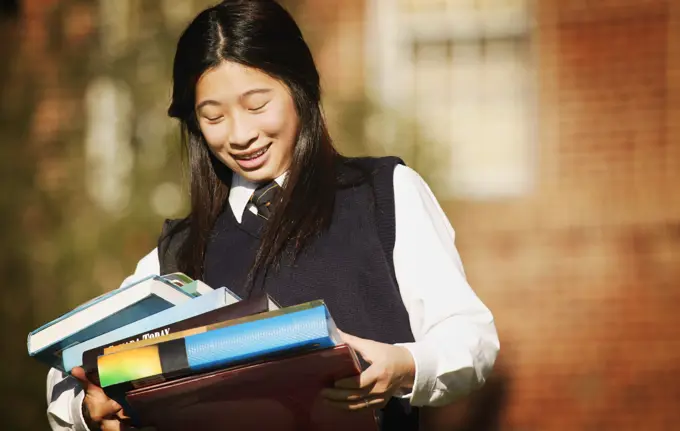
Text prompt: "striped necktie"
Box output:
[[248, 180, 281, 220]]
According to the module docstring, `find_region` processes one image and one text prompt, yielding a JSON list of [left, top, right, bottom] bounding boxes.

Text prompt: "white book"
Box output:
[[28, 275, 194, 370]]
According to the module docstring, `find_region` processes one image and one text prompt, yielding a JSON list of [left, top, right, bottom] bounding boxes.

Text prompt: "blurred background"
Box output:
[[1, 0, 679, 430]]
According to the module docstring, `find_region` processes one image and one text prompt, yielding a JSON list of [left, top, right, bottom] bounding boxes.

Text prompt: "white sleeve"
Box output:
[[45, 248, 160, 430], [392, 165, 500, 407], [118, 248, 162, 287], [46, 368, 89, 431]]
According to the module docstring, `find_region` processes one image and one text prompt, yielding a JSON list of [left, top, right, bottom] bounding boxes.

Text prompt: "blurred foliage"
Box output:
[[0, 1, 447, 430], [330, 97, 452, 199], [0, 1, 213, 429]]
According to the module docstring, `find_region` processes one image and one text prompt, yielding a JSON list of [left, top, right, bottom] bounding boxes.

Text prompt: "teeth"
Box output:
[[240, 146, 267, 160]]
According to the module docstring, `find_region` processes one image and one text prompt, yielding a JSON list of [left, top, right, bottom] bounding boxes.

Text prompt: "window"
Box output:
[[366, 0, 534, 199]]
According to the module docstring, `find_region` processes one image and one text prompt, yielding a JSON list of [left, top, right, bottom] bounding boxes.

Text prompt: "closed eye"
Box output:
[[248, 101, 269, 112], [205, 116, 223, 122]]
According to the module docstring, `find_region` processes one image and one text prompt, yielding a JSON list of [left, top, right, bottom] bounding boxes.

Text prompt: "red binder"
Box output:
[[125, 345, 378, 431]]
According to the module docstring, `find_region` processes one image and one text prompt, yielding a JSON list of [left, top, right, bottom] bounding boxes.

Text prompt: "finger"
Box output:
[[76, 379, 123, 421], [71, 367, 111, 400], [323, 396, 387, 411], [96, 399, 124, 420], [100, 418, 122, 431], [333, 375, 360, 389], [334, 364, 381, 390], [320, 387, 370, 402], [116, 409, 132, 421], [85, 401, 124, 425], [327, 381, 394, 404], [338, 331, 370, 351], [71, 367, 94, 392], [72, 367, 122, 403], [101, 418, 140, 431]]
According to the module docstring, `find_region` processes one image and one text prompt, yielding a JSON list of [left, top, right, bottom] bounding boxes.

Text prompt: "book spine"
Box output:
[[30, 295, 177, 371], [83, 293, 269, 382], [60, 287, 226, 372], [100, 299, 324, 357], [98, 305, 337, 389]]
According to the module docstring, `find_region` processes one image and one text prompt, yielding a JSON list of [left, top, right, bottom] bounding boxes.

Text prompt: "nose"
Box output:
[[228, 112, 258, 149]]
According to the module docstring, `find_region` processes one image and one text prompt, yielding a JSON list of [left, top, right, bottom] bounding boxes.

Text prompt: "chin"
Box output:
[[238, 166, 279, 183]]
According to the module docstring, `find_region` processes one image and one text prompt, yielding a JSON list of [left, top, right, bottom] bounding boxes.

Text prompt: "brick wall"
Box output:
[[277, 1, 680, 429], [287, 0, 366, 103], [422, 0, 680, 430], [5, 0, 678, 430]]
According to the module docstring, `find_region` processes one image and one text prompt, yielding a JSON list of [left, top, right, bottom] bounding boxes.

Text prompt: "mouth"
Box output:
[[232, 143, 272, 161], [231, 143, 272, 170]]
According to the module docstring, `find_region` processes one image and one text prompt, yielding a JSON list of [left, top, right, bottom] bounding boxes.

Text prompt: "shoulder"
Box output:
[[335, 155, 406, 187], [337, 155, 405, 174], [337, 155, 428, 190], [391, 164, 443, 212], [392, 164, 429, 194], [333, 155, 434, 203]]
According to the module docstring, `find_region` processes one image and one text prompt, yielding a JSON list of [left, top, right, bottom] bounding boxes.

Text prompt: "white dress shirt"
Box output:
[[45, 164, 499, 430]]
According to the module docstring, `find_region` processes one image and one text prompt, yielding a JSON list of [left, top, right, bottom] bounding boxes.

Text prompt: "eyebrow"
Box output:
[[241, 88, 272, 99], [195, 88, 273, 111], [195, 100, 221, 110]]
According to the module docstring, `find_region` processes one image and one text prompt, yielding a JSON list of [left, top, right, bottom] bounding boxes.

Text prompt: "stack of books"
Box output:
[[28, 274, 377, 430]]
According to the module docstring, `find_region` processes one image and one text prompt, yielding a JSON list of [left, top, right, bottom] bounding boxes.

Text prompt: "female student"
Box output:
[[46, 1, 499, 430]]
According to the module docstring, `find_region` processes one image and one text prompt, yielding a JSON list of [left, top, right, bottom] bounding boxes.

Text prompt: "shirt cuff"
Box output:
[[70, 390, 91, 431], [394, 342, 438, 406]]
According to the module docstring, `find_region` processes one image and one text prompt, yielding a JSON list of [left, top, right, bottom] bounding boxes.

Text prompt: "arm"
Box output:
[[392, 164, 499, 407], [322, 165, 499, 411], [46, 368, 88, 431], [45, 249, 160, 430]]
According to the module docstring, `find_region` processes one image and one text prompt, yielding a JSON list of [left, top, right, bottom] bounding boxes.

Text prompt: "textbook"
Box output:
[[99, 300, 323, 357], [125, 345, 378, 431], [80, 291, 272, 383], [27, 275, 195, 370], [62, 284, 268, 373], [98, 301, 341, 391]]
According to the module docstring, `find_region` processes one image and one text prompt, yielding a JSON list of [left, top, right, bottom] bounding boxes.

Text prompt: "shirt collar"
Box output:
[[228, 171, 288, 223]]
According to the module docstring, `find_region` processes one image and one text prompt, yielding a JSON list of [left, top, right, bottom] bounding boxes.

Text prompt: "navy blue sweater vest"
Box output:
[[158, 156, 420, 430]]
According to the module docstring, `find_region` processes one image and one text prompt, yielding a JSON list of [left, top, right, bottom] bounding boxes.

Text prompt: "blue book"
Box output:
[[60, 285, 240, 372], [28, 275, 195, 370], [98, 301, 340, 389]]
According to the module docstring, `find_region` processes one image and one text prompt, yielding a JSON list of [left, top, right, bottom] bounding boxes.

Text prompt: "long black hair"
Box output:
[[167, 0, 337, 284]]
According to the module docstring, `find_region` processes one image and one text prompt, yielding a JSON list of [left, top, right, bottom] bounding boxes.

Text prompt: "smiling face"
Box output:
[[195, 61, 299, 183]]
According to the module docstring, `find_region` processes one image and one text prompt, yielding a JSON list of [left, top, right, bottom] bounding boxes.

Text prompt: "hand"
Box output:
[[71, 367, 132, 431], [321, 330, 416, 411]]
